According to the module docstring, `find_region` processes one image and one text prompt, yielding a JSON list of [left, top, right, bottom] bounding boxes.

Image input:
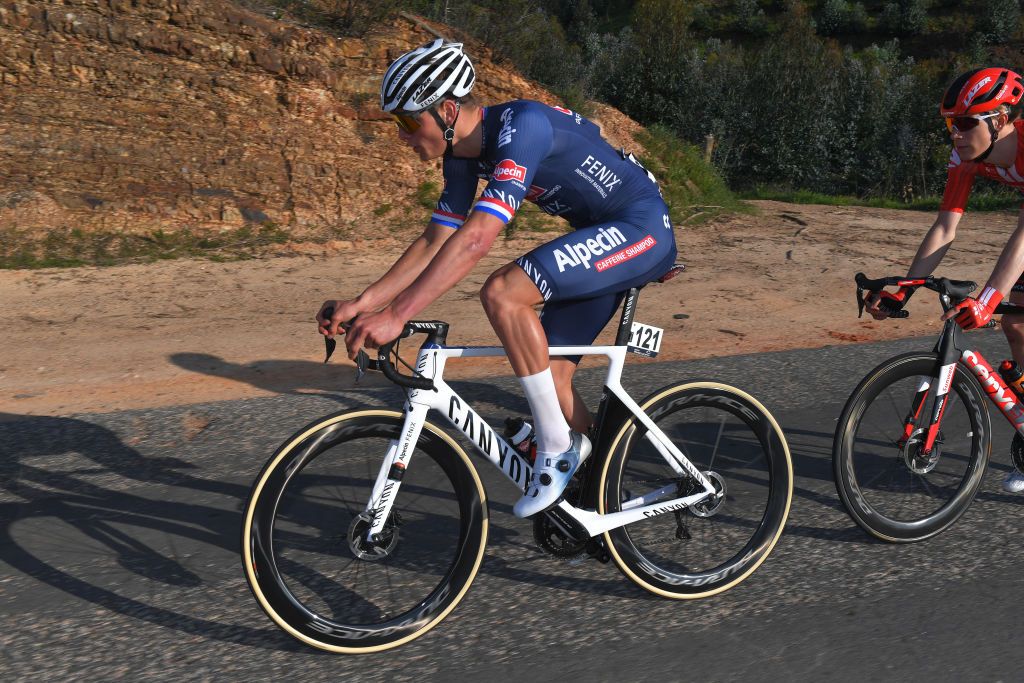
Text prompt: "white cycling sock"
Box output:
[[518, 367, 572, 454]]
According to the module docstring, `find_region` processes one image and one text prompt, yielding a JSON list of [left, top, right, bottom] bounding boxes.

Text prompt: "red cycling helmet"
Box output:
[[941, 67, 1024, 117]]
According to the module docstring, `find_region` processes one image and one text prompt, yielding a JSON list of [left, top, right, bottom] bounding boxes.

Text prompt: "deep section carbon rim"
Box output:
[[243, 411, 487, 652], [833, 353, 989, 542], [600, 382, 792, 598]]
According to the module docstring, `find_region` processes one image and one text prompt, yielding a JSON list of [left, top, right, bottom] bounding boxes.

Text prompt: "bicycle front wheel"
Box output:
[[833, 352, 990, 542], [599, 381, 793, 599], [242, 410, 488, 653]]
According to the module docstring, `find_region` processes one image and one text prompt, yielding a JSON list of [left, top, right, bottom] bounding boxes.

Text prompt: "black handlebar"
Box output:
[[854, 273, 1004, 329], [855, 272, 980, 320], [320, 306, 446, 390], [854, 273, 978, 300]]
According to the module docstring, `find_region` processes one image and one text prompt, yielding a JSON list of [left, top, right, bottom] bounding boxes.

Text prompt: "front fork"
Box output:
[[906, 319, 963, 455], [363, 400, 429, 541]]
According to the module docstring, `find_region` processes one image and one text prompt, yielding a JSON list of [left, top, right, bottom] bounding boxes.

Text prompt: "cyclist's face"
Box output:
[[949, 112, 1006, 160], [395, 103, 452, 161]]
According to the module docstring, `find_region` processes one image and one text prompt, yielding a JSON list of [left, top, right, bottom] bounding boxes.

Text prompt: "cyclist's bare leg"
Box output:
[[1001, 288, 1024, 366], [480, 263, 549, 374], [551, 357, 593, 433]]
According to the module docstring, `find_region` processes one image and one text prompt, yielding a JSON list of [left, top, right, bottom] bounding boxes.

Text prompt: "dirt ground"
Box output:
[[2, 200, 1018, 417]]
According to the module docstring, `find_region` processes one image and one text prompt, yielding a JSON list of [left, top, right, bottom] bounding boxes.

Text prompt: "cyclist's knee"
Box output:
[[480, 265, 540, 313], [479, 270, 508, 314], [1002, 315, 1024, 344]]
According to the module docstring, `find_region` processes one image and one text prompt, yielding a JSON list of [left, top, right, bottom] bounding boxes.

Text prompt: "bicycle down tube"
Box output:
[[362, 342, 718, 541], [913, 314, 1024, 455]]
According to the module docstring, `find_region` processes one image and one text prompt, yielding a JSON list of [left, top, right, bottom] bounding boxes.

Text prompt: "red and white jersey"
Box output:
[[940, 119, 1024, 213]]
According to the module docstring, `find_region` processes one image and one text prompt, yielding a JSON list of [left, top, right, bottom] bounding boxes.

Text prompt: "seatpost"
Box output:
[[615, 288, 641, 346]]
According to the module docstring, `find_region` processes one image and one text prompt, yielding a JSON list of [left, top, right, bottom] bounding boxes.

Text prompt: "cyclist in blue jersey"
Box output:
[[317, 39, 677, 518]]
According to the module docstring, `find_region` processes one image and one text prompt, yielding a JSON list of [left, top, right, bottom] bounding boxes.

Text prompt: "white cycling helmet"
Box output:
[[380, 39, 475, 114]]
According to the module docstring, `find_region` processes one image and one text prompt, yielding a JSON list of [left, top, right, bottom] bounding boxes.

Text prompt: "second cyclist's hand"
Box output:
[[345, 308, 405, 360], [942, 286, 1003, 330], [865, 287, 912, 320]]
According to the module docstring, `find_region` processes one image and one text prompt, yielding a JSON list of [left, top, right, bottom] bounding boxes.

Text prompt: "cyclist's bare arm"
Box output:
[[979, 207, 1024, 295], [906, 210, 962, 278], [389, 211, 505, 321], [866, 210, 961, 318], [341, 211, 505, 359], [319, 222, 455, 335]]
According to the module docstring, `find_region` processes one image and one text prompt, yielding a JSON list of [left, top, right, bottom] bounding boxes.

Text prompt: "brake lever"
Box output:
[[322, 306, 337, 363]]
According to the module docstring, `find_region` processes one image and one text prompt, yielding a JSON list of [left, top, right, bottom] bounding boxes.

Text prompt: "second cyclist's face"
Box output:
[[396, 106, 448, 161], [950, 119, 992, 160], [949, 112, 1012, 161]]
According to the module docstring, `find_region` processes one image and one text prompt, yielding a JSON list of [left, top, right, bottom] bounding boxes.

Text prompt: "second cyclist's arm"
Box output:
[[389, 211, 505, 321], [906, 210, 962, 278], [353, 222, 455, 312], [982, 207, 1024, 294]]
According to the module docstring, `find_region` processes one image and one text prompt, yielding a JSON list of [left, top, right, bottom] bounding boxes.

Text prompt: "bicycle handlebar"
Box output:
[[855, 272, 979, 320], [321, 306, 442, 390]]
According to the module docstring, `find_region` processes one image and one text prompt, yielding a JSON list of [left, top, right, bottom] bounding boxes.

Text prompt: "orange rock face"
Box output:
[[0, 1, 642, 239]]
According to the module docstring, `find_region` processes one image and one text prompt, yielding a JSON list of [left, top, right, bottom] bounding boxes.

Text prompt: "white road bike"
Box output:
[[242, 271, 793, 653]]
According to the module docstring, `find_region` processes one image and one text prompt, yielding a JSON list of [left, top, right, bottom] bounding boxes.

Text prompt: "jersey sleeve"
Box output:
[[939, 149, 977, 214], [432, 157, 480, 229], [473, 106, 553, 224]]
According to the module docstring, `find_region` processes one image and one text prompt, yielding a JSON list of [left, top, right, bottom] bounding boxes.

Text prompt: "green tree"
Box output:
[[817, 0, 848, 36], [977, 0, 1021, 44]]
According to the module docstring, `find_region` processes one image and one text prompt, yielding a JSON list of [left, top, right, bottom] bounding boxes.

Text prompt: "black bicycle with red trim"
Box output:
[[833, 272, 1024, 542]]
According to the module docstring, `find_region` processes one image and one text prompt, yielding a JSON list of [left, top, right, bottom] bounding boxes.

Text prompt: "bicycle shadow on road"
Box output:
[[0, 412, 304, 652], [0, 410, 644, 656]]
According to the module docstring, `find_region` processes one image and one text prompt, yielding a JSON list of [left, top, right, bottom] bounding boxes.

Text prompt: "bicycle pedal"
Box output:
[[585, 538, 611, 564]]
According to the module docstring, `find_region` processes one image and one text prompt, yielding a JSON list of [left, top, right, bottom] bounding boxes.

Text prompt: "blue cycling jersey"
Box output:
[[428, 100, 678, 359], [430, 100, 664, 229]]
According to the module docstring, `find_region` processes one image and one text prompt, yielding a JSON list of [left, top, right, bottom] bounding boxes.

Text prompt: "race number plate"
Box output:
[[628, 322, 663, 358]]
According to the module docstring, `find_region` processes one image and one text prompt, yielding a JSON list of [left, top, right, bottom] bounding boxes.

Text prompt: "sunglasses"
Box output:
[[944, 111, 1001, 133], [391, 112, 421, 134]]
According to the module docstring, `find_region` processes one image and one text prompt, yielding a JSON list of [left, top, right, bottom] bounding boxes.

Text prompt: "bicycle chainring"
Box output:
[[533, 481, 588, 560], [533, 513, 587, 559], [347, 511, 401, 561]]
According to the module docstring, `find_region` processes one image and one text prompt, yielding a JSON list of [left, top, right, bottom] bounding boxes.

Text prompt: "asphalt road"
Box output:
[[2, 330, 1023, 681]]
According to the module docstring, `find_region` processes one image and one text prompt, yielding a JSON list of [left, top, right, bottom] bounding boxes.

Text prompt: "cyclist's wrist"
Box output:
[[979, 286, 1003, 312]]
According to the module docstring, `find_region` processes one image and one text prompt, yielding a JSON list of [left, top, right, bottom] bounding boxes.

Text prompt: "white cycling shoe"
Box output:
[[513, 431, 592, 519], [1003, 469, 1024, 493]]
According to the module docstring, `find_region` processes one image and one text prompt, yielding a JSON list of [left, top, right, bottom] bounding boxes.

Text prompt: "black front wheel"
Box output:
[[833, 352, 990, 542], [242, 410, 488, 653]]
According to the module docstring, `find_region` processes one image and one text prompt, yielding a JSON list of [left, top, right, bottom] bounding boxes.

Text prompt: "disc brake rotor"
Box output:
[[690, 471, 726, 518], [347, 512, 400, 561], [901, 427, 941, 475]]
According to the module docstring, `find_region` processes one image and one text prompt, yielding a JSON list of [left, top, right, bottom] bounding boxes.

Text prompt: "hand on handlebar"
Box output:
[[941, 286, 1003, 330], [317, 299, 362, 338], [344, 308, 406, 361], [865, 287, 913, 320]]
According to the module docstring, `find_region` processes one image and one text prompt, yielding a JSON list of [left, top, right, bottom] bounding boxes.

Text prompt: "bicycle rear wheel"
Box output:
[[833, 352, 990, 542], [242, 410, 487, 653], [599, 381, 793, 598]]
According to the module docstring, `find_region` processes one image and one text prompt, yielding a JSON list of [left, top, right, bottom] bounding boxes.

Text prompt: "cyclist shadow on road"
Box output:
[[0, 412, 305, 652], [170, 352, 536, 414], [170, 351, 395, 402]]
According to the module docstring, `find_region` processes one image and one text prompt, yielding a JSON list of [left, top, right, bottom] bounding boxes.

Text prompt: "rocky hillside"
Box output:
[[0, 0, 644, 239]]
